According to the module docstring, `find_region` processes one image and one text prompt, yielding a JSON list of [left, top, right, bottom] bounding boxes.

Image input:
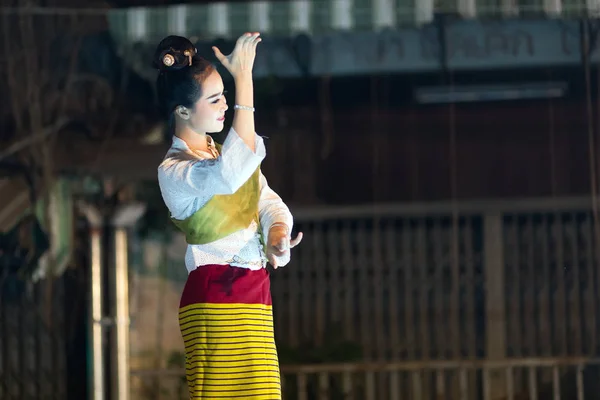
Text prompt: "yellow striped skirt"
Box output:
[[179, 264, 281, 399]]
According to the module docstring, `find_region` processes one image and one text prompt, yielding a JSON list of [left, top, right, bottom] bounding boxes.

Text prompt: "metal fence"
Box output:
[[0, 275, 68, 400], [130, 196, 600, 399]]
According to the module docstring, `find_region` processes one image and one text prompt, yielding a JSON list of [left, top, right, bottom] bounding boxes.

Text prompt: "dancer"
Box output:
[[155, 33, 302, 399]]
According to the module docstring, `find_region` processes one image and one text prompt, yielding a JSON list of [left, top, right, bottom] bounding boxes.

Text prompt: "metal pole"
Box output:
[[113, 227, 130, 400], [80, 203, 105, 400], [111, 203, 145, 400]]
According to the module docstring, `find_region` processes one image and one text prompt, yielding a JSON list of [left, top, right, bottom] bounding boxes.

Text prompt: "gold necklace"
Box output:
[[206, 135, 219, 158]]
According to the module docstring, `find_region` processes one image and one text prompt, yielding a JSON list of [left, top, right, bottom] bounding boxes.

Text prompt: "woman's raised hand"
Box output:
[[212, 32, 261, 79]]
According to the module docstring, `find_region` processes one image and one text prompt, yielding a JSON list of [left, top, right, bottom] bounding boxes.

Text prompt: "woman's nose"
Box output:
[[221, 101, 228, 112]]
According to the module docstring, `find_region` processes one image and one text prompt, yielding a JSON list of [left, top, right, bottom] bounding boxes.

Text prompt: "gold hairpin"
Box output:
[[184, 50, 192, 66]]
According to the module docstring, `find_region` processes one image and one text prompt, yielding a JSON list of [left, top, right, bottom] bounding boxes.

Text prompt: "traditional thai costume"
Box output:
[[158, 129, 293, 399]]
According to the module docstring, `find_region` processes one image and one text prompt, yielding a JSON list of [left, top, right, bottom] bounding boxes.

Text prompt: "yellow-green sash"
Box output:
[[170, 144, 263, 246]]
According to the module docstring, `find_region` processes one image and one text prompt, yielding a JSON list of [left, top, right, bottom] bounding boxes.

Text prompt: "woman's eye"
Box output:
[[212, 90, 227, 104]]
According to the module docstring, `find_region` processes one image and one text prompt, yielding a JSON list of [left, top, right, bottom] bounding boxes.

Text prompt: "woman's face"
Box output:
[[186, 69, 228, 134]]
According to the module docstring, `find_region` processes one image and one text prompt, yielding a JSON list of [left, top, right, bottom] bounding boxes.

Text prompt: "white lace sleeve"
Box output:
[[258, 172, 294, 267]]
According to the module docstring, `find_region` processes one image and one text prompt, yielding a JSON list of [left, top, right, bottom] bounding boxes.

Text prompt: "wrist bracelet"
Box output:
[[234, 104, 255, 112], [270, 222, 289, 234]]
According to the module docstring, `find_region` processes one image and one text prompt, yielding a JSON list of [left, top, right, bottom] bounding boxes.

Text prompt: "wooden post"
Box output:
[[483, 212, 507, 399]]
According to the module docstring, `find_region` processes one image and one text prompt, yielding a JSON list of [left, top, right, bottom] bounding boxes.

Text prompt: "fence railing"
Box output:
[[129, 196, 600, 399], [131, 357, 600, 399], [271, 196, 600, 360]]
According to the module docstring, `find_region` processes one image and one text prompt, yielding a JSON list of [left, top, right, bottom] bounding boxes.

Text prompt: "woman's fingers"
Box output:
[[212, 46, 227, 64], [290, 232, 303, 248]]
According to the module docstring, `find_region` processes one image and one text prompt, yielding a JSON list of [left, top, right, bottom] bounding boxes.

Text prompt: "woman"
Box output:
[[155, 33, 302, 399]]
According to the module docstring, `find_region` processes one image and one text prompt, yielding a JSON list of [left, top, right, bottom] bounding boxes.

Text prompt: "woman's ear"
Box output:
[[175, 106, 190, 120]]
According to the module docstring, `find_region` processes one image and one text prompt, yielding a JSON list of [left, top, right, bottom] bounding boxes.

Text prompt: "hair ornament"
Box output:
[[184, 50, 193, 66], [162, 53, 175, 67]]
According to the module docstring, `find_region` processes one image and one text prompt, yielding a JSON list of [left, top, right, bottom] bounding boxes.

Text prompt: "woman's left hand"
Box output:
[[266, 224, 303, 269], [213, 32, 261, 79]]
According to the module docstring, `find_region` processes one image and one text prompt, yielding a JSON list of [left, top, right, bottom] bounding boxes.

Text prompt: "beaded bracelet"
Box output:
[[234, 104, 255, 112]]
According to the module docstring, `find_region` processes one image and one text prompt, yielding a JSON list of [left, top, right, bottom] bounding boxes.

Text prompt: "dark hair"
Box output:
[[153, 35, 215, 120]]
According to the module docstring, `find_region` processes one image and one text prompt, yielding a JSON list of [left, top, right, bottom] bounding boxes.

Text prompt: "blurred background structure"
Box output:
[[3, 0, 600, 399]]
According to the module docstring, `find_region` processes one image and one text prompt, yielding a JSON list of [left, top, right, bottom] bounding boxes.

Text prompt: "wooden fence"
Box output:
[[130, 196, 600, 399]]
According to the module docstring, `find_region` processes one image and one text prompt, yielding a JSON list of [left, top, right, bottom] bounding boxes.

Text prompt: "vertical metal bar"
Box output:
[[525, 217, 536, 355], [576, 364, 584, 400], [528, 366, 538, 400], [385, 220, 399, 358], [435, 369, 446, 398], [403, 220, 415, 362], [357, 220, 371, 359], [372, 0, 395, 29], [167, 4, 187, 36], [583, 216, 597, 355], [302, 222, 314, 343], [464, 219, 477, 398], [459, 367, 468, 400], [341, 221, 354, 343], [415, 0, 434, 24], [318, 371, 329, 400], [126, 8, 147, 42], [411, 370, 422, 400], [290, 0, 311, 33], [506, 366, 514, 400], [372, 218, 385, 362], [365, 371, 376, 399], [450, 217, 461, 362], [484, 212, 507, 396], [111, 202, 145, 400], [332, 0, 353, 30], [342, 371, 353, 400], [17, 285, 25, 399], [433, 221, 445, 360], [416, 221, 428, 400], [554, 215, 567, 355], [507, 217, 521, 358], [417, 221, 428, 363], [81, 204, 104, 400], [540, 216, 552, 356], [568, 214, 582, 355], [552, 366, 560, 400], [326, 222, 340, 342], [313, 223, 325, 346], [544, 0, 562, 16], [297, 373, 308, 400], [458, 0, 476, 18], [385, 220, 401, 398], [0, 271, 6, 398], [249, 1, 271, 33], [483, 368, 491, 400], [113, 228, 130, 400], [90, 227, 104, 400], [501, 0, 519, 16]]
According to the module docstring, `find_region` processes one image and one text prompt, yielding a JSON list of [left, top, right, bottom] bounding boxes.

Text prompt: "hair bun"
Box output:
[[153, 35, 198, 71]]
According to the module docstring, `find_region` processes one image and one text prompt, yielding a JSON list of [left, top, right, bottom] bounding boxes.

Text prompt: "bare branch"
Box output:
[[0, 117, 70, 162]]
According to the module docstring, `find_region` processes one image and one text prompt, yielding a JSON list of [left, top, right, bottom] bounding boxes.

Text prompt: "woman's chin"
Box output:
[[208, 122, 225, 133]]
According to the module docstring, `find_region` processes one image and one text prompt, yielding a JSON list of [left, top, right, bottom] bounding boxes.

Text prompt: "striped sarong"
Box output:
[[179, 264, 281, 399]]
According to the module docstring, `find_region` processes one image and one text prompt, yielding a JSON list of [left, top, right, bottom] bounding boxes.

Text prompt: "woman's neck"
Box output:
[[175, 126, 208, 152]]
